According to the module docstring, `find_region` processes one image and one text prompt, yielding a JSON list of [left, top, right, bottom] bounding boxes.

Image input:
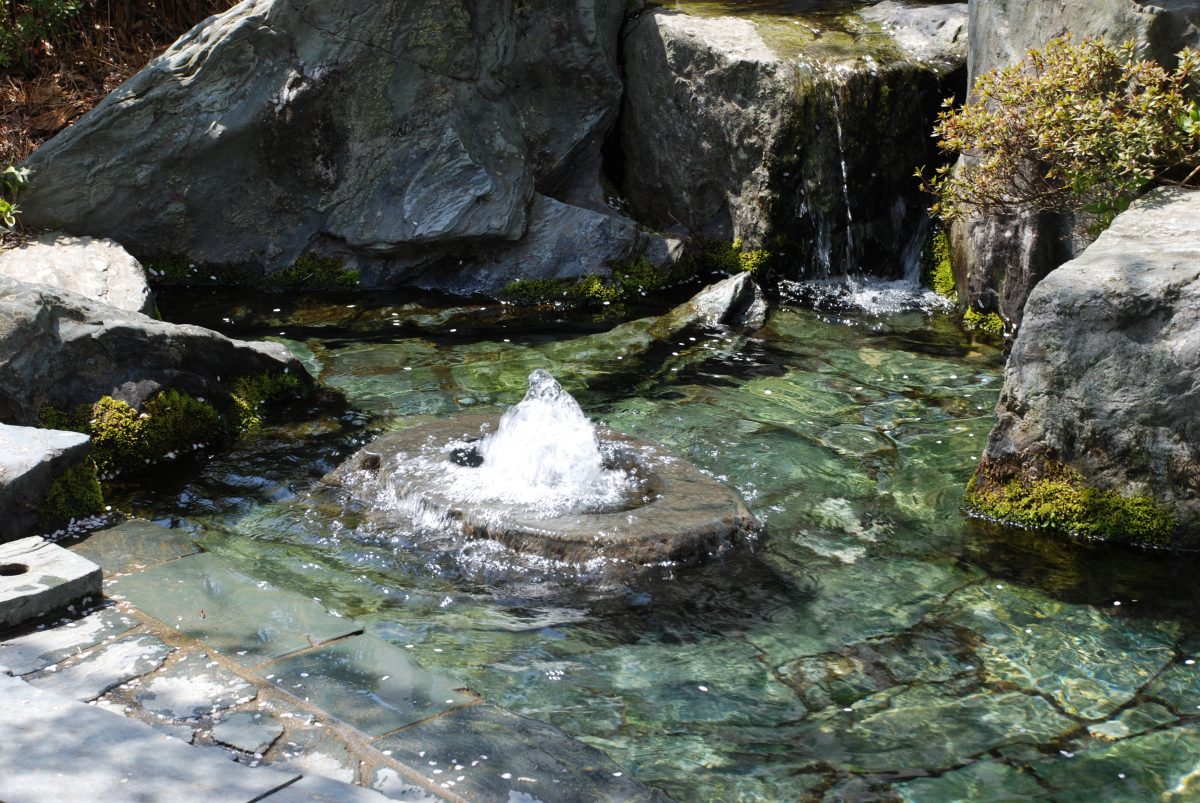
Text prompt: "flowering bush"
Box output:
[[922, 35, 1200, 229]]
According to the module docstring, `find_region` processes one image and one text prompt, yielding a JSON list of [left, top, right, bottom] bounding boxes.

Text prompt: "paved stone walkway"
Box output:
[[0, 520, 667, 802]]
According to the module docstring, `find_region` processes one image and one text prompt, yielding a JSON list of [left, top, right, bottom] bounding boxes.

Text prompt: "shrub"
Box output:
[[0, 0, 82, 69], [922, 36, 1200, 230], [0, 165, 30, 229]]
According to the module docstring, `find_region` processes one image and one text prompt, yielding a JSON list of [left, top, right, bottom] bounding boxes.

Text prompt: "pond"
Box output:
[[126, 280, 1200, 801]]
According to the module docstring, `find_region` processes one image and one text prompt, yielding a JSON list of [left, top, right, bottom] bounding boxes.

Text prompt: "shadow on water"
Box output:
[[585, 549, 821, 643], [963, 519, 1200, 620], [660, 0, 871, 16]]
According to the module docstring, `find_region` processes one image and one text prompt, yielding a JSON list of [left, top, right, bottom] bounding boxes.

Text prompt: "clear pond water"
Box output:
[[128, 284, 1200, 801]]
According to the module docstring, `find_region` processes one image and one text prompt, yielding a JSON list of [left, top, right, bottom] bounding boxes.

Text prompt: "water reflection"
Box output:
[[143, 284, 1200, 800]]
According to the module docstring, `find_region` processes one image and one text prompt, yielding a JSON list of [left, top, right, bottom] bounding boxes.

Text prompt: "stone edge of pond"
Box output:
[[0, 519, 671, 803]]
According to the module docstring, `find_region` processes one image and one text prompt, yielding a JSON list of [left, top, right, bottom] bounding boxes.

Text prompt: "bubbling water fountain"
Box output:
[[328, 370, 761, 568]]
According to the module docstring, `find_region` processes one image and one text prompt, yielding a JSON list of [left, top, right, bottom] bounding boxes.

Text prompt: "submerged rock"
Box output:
[[620, 5, 965, 278], [0, 233, 154, 315], [0, 276, 312, 425], [19, 0, 667, 291], [968, 188, 1200, 546]]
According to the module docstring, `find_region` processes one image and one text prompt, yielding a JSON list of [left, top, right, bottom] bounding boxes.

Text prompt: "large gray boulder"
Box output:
[[0, 426, 91, 542], [969, 187, 1200, 546], [952, 0, 1200, 329], [0, 276, 312, 426], [619, 5, 966, 278], [0, 233, 154, 315], [18, 0, 660, 291]]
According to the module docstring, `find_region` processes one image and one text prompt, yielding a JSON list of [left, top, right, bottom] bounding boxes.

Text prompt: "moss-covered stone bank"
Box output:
[[35, 372, 304, 529], [965, 455, 1176, 547], [501, 241, 770, 308]]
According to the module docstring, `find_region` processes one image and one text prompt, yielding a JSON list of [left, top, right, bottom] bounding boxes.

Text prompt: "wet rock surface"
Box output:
[[954, 0, 1200, 322], [110, 551, 360, 662], [0, 424, 91, 542], [0, 275, 312, 425], [17, 0, 670, 292], [974, 187, 1200, 543], [620, 6, 965, 276], [0, 233, 154, 315]]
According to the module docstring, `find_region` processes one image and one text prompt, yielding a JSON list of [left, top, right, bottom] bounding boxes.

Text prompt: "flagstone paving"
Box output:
[[0, 520, 666, 801], [110, 551, 362, 663], [68, 519, 200, 573]]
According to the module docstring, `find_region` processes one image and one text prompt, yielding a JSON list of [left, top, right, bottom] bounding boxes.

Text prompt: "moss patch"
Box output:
[[37, 461, 104, 531], [965, 457, 1176, 547], [963, 307, 1005, 337], [231, 371, 305, 432], [922, 228, 957, 302], [38, 371, 304, 480], [499, 241, 769, 309], [274, 254, 360, 290], [140, 252, 358, 291]]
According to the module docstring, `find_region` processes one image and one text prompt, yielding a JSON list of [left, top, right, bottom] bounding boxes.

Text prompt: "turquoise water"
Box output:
[[134, 285, 1200, 801]]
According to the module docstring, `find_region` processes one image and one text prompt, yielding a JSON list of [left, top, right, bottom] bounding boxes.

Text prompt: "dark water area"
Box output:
[[134, 283, 1200, 801]]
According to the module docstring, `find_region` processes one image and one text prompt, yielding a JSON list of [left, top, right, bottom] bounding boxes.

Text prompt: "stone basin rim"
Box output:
[[328, 414, 764, 566]]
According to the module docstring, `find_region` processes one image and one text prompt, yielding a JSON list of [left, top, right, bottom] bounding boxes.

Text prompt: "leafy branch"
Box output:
[[920, 35, 1200, 230]]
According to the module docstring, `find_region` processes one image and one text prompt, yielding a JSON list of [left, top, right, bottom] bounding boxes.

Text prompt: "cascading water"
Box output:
[[449, 370, 634, 515]]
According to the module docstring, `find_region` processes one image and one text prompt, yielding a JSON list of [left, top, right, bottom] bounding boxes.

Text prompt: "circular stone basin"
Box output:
[[328, 414, 762, 566]]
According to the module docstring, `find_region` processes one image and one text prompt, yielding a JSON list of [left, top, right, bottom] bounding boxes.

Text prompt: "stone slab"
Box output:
[[136, 651, 257, 720], [70, 519, 199, 574], [371, 768, 443, 802], [278, 728, 359, 783], [212, 710, 284, 754], [0, 232, 154, 314], [28, 633, 172, 702], [0, 607, 137, 675], [373, 704, 668, 801], [0, 425, 91, 542], [111, 552, 360, 662], [264, 774, 398, 803], [0, 673, 300, 802], [0, 537, 102, 631], [265, 635, 474, 738]]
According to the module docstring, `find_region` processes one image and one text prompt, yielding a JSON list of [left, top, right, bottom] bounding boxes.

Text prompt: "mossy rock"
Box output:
[[38, 461, 104, 531], [500, 243, 771, 309], [921, 228, 956, 301], [965, 456, 1176, 547], [274, 254, 360, 290], [37, 371, 304, 480], [140, 252, 358, 291], [963, 307, 1005, 337]]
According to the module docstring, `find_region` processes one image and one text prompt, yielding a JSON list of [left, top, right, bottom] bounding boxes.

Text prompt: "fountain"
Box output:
[[327, 370, 761, 567]]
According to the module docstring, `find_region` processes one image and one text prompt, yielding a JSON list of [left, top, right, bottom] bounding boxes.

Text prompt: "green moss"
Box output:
[[37, 371, 301, 479], [963, 307, 1005, 337], [231, 371, 304, 432], [499, 277, 579, 305], [139, 254, 253, 286], [500, 255, 674, 308], [922, 228, 957, 301], [141, 390, 228, 456], [965, 459, 1176, 547], [37, 461, 104, 531], [275, 254, 360, 290], [141, 252, 192, 283]]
